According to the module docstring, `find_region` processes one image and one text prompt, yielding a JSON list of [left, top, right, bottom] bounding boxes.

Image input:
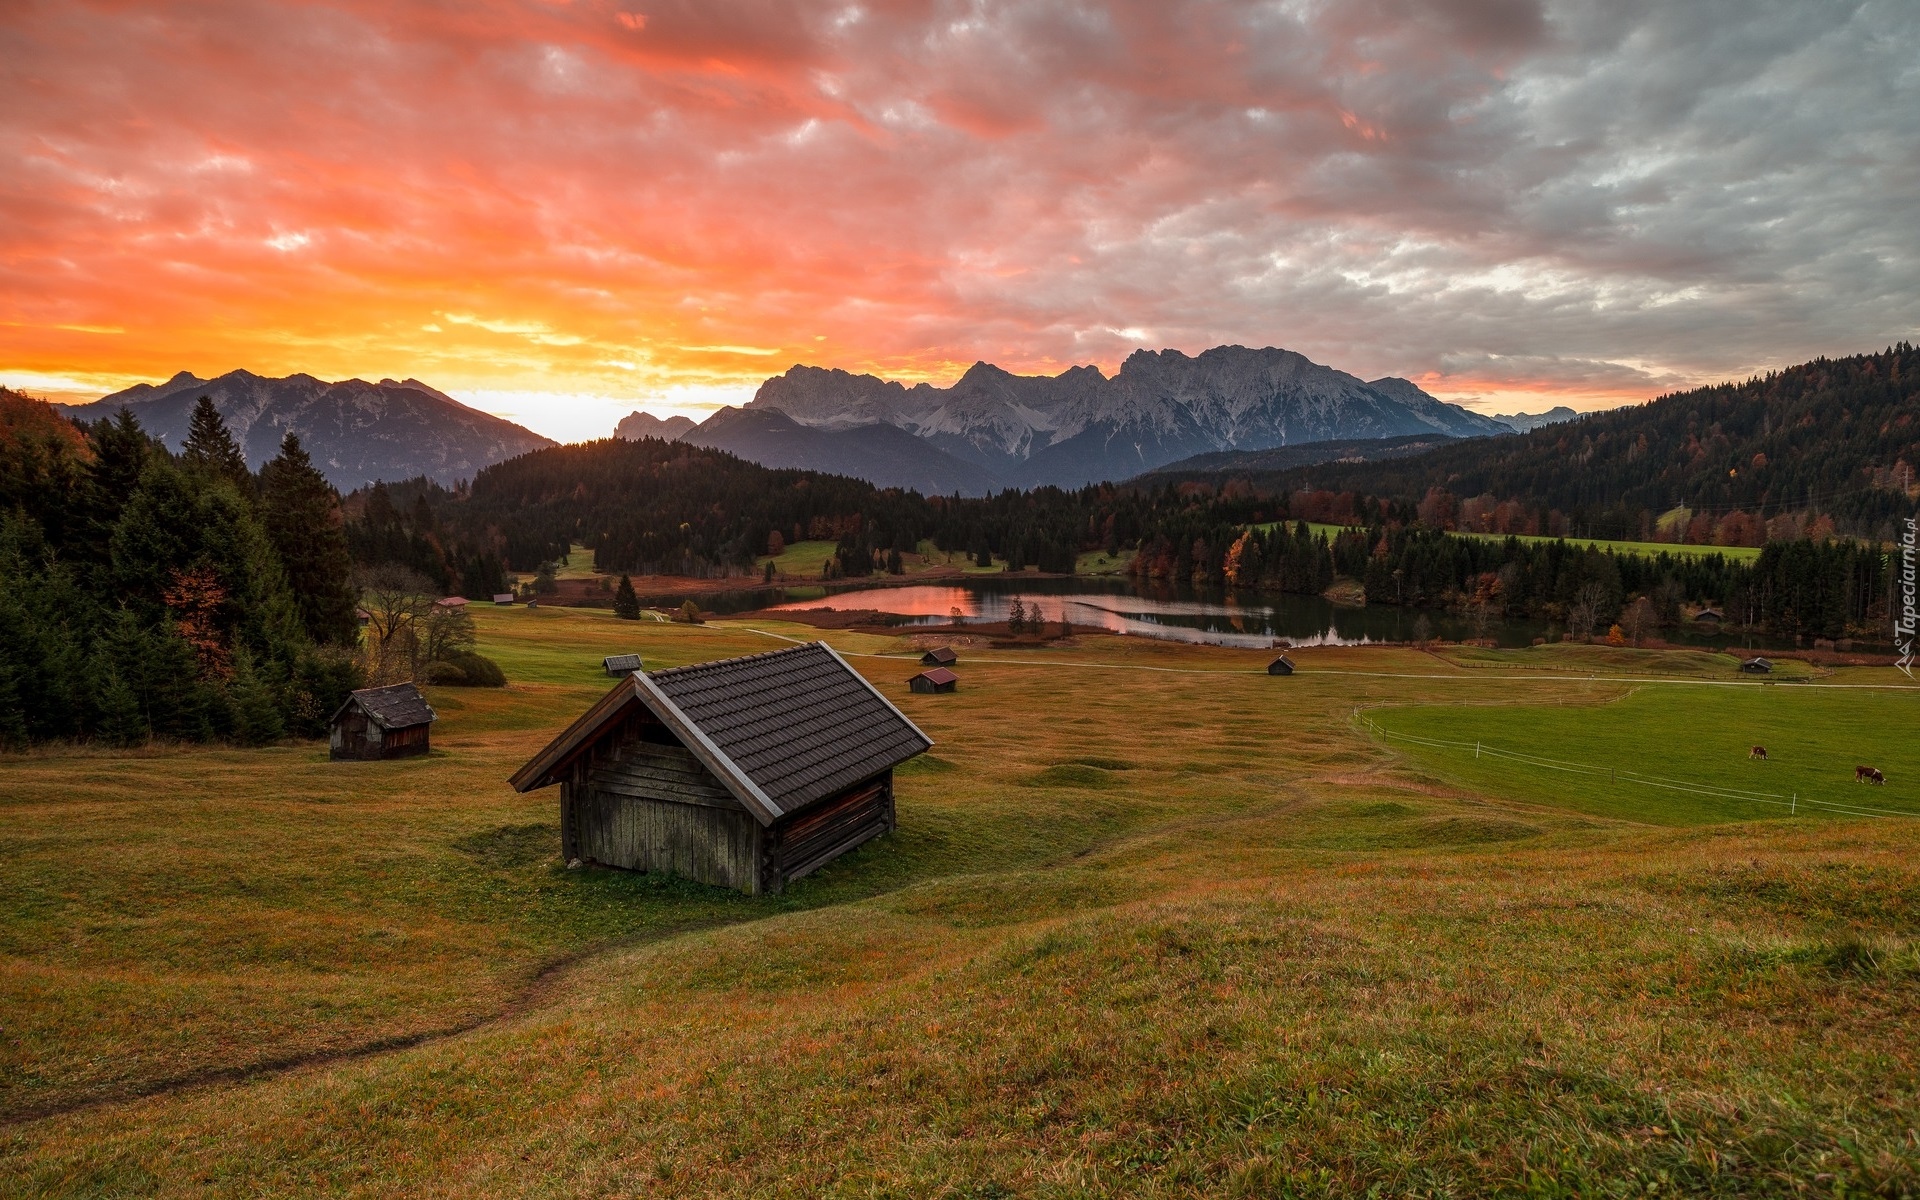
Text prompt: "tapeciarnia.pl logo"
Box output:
[[1899, 516, 1917, 680]]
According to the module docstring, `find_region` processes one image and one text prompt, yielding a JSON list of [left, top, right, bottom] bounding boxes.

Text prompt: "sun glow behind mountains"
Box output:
[[3, 1, 1915, 440]]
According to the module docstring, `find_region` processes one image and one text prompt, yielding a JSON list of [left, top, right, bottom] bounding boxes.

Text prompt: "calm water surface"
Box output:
[[681, 576, 1795, 652]]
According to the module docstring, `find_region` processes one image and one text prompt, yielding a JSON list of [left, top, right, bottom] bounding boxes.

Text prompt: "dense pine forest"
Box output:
[[0, 388, 362, 745]]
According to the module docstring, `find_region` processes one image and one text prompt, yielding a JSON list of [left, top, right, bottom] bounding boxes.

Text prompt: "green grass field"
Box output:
[[1300, 521, 1763, 562], [4, 611, 1919, 1195]]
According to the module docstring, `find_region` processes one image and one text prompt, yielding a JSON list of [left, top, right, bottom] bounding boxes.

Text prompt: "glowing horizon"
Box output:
[[5, 2, 1915, 443]]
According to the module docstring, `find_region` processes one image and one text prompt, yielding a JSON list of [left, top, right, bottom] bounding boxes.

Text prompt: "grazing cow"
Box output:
[[1856, 765, 1886, 785], [1749, 745, 1768, 761]]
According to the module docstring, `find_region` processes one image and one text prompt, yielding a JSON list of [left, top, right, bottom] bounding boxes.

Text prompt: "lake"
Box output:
[[681, 575, 1799, 652]]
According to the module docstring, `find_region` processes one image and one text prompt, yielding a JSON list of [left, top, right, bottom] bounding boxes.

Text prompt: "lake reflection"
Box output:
[[760, 577, 1543, 649]]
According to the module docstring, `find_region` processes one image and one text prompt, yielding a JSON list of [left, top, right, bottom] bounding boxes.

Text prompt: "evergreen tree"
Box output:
[[259, 433, 359, 644], [180, 396, 252, 492], [613, 573, 640, 619], [229, 648, 286, 745], [89, 652, 147, 747]]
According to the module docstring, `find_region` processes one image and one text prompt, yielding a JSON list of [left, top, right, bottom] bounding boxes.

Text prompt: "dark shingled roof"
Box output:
[[921, 646, 958, 665], [603, 653, 643, 676], [340, 682, 436, 730], [648, 642, 930, 815], [913, 667, 959, 686]]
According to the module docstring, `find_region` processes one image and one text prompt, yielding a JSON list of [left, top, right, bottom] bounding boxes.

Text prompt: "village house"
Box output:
[[510, 642, 932, 894]]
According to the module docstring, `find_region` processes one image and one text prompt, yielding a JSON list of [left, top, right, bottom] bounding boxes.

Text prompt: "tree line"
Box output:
[[0, 391, 362, 746]]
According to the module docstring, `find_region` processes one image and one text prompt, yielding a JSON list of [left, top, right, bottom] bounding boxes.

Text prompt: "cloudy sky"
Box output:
[[3, 0, 1915, 440]]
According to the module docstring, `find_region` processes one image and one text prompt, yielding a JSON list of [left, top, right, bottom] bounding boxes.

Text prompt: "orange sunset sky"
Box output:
[[3, 0, 1915, 441]]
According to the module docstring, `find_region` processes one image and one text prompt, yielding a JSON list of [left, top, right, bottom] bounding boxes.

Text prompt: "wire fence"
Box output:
[[1359, 716, 1913, 820]]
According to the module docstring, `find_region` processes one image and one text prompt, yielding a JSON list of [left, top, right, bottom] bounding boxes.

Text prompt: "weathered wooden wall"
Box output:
[[767, 771, 893, 890], [555, 707, 896, 894]]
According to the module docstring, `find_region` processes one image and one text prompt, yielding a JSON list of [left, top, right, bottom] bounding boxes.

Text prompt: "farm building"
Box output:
[[921, 646, 959, 666], [1695, 608, 1724, 623], [1741, 656, 1772, 674], [1268, 655, 1295, 675], [435, 596, 468, 610], [909, 667, 958, 693], [509, 642, 932, 894], [330, 683, 436, 761], [493, 593, 516, 605], [603, 653, 643, 676]]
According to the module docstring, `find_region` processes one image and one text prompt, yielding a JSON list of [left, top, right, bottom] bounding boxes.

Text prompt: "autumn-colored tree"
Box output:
[[162, 565, 232, 680]]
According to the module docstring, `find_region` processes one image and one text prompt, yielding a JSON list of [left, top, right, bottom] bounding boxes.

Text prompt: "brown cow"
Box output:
[[1855, 766, 1885, 785], [1749, 745, 1768, 760]]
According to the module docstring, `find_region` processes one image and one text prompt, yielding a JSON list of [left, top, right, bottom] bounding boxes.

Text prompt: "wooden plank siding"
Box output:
[[556, 702, 896, 894]]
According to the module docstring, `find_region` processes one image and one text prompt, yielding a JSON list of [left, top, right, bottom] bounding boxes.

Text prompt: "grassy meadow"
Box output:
[[1301, 522, 1765, 562], [3, 606, 1919, 1195]]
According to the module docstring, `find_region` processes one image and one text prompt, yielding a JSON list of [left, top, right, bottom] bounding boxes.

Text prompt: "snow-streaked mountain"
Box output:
[[62, 370, 555, 490], [713, 345, 1510, 490], [682, 407, 998, 496]]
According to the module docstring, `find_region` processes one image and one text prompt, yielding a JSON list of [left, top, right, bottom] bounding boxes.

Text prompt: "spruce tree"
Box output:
[[259, 433, 359, 644], [228, 648, 286, 745], [613, 573, 640, 619], [180, 396, 252, 492]]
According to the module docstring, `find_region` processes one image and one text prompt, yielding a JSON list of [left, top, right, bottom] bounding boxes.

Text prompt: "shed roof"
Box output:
[[335, 682, 436, 730], [509, 641, 932, 826], [603, 653, 643, 675], [921, 646, 958, 665], [492, 593, 516, 604], [914, 667, 959, 686], [435, 596, 468, 608]]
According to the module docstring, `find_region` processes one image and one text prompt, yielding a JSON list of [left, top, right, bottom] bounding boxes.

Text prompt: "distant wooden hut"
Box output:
[[920, 646, 959, 667], [434, 596, 468, 611], [1695, 608, 1724, 623], [1267, 655, 1296, 675], [510, 642, 932, 894], [330, 683, 436, 761], [492, 593, 516, 605], [603, 653, 643, 676], [909, 667, 958, 693], [1740, 656, 1772, 674]]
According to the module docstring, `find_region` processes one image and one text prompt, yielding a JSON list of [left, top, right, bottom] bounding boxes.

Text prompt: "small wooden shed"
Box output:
[[330, 683, 436, 761], [510, 642, 932, 894], [1267, 655, 1296, 675], [1740, 656, 1772, 674], [604, 653, 643, 676], [921, 646, 959, 667], [909, 667, 958, 693], [435, 596, 468, 610], [493, 593, 516, 605], [1694, 608, 1724, 623]]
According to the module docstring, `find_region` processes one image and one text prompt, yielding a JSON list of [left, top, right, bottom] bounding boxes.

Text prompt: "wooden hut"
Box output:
[[493, 593, 516, 605], [909, 667, 958, 693], [1694, 608, 1724, 623], [921, 646, 959, 667], [509, 642, 932, 895], [603, 653, 643, 677], [1267, 654, 1296, 675], [330, 683, 436, 761], [1740, 656, 1772, 674], [434, 596, 468, 611]]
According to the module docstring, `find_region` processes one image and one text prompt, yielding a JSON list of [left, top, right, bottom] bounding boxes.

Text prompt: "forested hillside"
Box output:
[[1151, 345, 1920, 545], [0, 389, 361, 745]]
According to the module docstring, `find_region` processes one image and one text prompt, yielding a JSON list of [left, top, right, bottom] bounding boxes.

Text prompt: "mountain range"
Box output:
[[648, 345, 1511, 493], [62, 371, 554, 490]]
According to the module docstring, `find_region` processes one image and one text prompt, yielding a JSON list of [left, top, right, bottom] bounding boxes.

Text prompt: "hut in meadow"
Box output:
[[920, 646, 959, 667], [1740, 656, 1773, 674], [909, 667, 958, 694], [435, 596, 468, 611], [1267, 654, 1296, 675], [510, 642, 932, 894], [493, 593, 516, 605], [330, 683, 436, 761], [603, 653, 643, 677]]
